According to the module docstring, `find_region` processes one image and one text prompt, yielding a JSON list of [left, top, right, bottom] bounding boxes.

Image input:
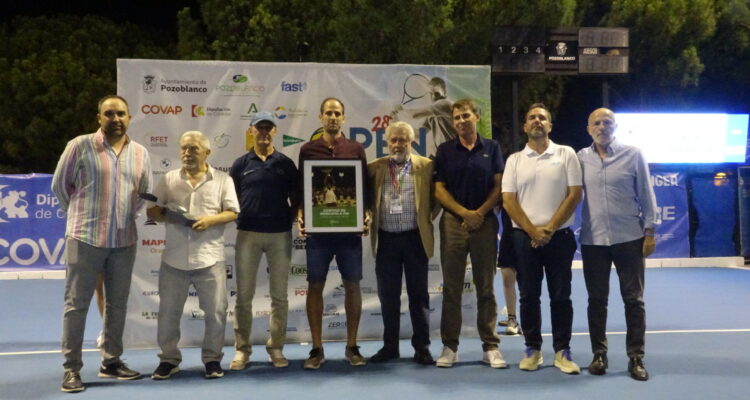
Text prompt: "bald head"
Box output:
[[587, 107, 617, 149], [588, 108, 615, 125]]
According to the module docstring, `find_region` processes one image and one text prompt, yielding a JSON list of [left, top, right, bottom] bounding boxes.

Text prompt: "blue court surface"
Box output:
[[1, 266, 749, 400]]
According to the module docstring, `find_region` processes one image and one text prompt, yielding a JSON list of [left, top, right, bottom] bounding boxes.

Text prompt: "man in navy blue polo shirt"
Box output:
[[433, 98, 505, 368], [229, 111, 300, 370]]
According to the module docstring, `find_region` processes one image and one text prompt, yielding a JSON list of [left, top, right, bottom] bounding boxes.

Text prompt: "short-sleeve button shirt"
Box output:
[[153, 165, 240, 270]]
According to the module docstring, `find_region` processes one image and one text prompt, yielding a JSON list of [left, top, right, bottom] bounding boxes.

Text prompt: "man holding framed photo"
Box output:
[[296, 97, 370, 369]]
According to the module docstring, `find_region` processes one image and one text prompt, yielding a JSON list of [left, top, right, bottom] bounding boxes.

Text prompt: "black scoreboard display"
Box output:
[[492, 27, 546, 74], [578, 27, 629, 74], [492, 27, 629, 76]]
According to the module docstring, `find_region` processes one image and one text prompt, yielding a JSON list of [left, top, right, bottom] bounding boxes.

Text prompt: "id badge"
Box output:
[[389, 196, 403, 214]]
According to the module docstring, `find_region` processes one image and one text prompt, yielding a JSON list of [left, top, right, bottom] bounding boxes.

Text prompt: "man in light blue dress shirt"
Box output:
[[577, 108, 658, 381]]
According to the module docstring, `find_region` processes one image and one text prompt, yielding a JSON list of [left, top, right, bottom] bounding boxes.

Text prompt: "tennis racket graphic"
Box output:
[[400, 73, 430, 105]]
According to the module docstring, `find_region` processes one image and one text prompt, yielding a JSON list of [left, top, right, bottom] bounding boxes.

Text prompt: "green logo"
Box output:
[[246, 103, 258, 114], [233, 74, 248, 83], [283, 135, 305, 147]]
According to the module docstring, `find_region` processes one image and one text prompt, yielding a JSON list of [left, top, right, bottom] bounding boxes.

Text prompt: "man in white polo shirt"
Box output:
[[146, 131, 239, 380], [502, 103, 583, 374]]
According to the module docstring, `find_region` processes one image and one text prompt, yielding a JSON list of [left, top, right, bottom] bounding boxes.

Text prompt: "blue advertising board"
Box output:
[[649, 172, 690, 257], [567, 171, 690, 259], [0, 174, 66, 271]]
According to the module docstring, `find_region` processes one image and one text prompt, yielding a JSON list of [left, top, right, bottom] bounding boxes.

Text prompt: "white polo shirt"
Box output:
[[502, 140, 582, 229], [153, 165, 240, 271]]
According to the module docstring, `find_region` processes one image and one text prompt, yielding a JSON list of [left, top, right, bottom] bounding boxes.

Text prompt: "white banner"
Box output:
[[117, 59, 492, 348]]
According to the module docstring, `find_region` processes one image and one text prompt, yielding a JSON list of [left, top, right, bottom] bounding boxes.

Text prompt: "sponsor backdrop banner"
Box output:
[[0, 174, 66, 272], [117, 59, 491, 348], [567, 171, 690, 259]]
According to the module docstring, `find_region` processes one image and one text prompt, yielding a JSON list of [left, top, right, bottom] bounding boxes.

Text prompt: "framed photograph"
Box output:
[[303, 159, 364, 233]]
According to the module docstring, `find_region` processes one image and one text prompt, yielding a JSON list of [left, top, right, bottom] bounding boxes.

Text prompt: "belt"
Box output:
[[379, 229, 419, 236]]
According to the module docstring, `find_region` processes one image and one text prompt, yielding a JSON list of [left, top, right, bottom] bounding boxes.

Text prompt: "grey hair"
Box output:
[[179, 130, 211, 152], [385, 121, 415, 142]]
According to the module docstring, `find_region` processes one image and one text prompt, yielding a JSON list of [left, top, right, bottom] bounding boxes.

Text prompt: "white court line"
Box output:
[[2, 328, 749, 357], [569, 328, 750, 336], [1, 348, 101, 356]]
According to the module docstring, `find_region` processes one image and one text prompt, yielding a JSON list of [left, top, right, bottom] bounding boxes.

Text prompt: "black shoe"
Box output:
[[205, 361, 224, 379], [61, 371, 85, 393], [628, 356, 649, 381], [345, 345, 367, 366], [151, 362, 179, 380], [413, 350, 434, 365], [303, 347, 326, 369], [588, 353, 608, 375], [98, 361, 141, 380], [369, 347, 399, 363]]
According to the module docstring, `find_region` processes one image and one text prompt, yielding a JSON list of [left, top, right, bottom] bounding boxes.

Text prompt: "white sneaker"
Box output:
[[229, 351, 250, 371], [435, 347, 458, 368], [505, 316, 520, 335], [482, 349, 508, 369], [267, 348, 289, 368]]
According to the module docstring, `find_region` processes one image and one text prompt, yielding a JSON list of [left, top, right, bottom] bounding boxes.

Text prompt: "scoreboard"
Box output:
[[492, 27, 546, 74], [492, 27, 629, 75], [578, 27, 629, 74]]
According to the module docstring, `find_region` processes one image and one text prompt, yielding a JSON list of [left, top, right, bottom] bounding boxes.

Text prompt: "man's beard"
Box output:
[[390, 150, 409, 164], [595, 133, 613, 146], [325, 123, 340, 134], [104, 123, 126, 138], [528, 126, 547, 138]]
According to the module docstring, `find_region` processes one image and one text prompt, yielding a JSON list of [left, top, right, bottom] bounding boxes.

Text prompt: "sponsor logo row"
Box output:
[[137, 102, 309, 120], [142, 75, 307, 96]]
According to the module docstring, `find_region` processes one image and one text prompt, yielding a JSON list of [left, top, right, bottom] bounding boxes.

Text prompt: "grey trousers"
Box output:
[[157, 261, 228, 365], [233, 230, 292, 353], [62, 238, 136, 372], [439, 212, 500, 352]]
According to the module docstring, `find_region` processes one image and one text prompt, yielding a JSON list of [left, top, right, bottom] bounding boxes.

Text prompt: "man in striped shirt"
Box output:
[[52, 95, 151, 393]]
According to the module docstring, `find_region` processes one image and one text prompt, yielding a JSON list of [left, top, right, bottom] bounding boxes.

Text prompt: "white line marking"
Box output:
[[0, 348, 100, 356]]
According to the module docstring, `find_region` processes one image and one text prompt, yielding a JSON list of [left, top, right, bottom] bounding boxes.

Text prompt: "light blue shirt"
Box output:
[[578, 139, 658, 246]]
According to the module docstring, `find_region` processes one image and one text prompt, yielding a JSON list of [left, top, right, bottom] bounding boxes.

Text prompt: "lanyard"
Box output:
[[388, 158, 411, 194]]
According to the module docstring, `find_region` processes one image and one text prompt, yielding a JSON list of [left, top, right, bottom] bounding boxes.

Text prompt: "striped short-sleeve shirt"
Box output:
[[52, 129, 151, 248]]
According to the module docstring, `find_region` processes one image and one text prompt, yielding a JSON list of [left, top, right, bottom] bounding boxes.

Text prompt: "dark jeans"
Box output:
[[581, 238, 646, 357], [512, 228, 576, 353], [375, 230, 430, 352], [306, 234, 362, 282]]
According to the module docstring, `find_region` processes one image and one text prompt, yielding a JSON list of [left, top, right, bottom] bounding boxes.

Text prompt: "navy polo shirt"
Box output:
[[229, 149, 300, 233], [434, 136, 504, 213]]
